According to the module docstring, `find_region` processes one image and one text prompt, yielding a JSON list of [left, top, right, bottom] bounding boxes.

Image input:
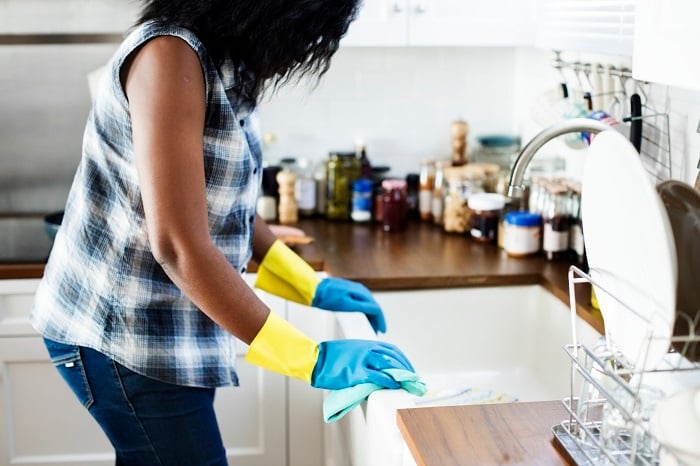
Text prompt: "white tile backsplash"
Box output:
[[1, 40, 699, 213]]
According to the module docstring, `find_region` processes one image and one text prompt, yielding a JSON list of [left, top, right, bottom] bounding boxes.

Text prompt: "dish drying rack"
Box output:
[[552, 266, 700, 466]]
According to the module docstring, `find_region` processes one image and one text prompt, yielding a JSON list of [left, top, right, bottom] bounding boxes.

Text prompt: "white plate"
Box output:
[[581, 130, 677, 371]]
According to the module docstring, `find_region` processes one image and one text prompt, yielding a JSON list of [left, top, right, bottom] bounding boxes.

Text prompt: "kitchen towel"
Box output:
[[323, 368, 427, 423]]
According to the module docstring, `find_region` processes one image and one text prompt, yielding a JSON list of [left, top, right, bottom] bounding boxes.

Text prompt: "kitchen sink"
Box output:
[[325, 284, 601, 466]]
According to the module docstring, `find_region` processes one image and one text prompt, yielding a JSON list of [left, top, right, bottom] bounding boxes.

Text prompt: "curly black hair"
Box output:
[[137, 0, 361, 106]]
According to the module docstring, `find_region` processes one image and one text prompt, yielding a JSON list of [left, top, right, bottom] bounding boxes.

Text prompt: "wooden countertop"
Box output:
[[0, 217, 602, 333], [397, 401, 572, 466], [1, 217, 600, 464]]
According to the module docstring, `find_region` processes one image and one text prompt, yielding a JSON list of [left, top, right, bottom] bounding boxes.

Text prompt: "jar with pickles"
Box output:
[[325, 151, 360, 220]]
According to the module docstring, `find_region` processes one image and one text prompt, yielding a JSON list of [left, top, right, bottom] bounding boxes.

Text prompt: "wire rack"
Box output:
[[552, 266, 700, 466]]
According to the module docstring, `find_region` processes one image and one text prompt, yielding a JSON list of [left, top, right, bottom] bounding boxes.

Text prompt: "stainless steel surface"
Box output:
[[0, 216, 53, 263], [506, 118, 613, 198], [0, 33, 123, 45]]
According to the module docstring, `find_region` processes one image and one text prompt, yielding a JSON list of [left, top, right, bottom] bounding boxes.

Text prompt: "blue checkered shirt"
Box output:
[[31, 21, 263, 387]]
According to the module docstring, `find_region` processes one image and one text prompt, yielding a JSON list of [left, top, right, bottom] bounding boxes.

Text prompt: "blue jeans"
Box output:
[[43, 337, 228, 466]]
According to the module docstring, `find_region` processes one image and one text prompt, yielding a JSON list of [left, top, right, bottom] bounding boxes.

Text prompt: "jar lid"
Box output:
[[353, 178, 374, 192], [467, 193, 506, 211], [505, 211, 542, 227], [382, 178, 407, 191]]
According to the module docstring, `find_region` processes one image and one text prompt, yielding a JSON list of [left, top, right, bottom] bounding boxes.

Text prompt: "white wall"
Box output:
[[257, 46, 520, 177], [1, 38, 699, 214]]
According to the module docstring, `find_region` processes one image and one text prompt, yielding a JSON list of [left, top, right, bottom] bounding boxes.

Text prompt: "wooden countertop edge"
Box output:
[[0, 263, 45, 279]]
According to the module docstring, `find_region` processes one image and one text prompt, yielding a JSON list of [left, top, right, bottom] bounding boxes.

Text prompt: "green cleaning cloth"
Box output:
[[323, 368, 427, 423]]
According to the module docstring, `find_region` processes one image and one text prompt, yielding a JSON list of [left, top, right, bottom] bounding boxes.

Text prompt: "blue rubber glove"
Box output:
[[312, 278, 387, 334], [311, 340, 415, 390]]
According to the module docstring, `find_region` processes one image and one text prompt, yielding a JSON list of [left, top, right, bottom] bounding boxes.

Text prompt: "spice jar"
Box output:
[[381, 179, 408, 233], [276, 169, 298, 224], [432, 160, 450, 226], [467, 193, 506, 243], [542, 183, 571, 260], [418, 160, 435, 222], [503, 211, 542, 257]]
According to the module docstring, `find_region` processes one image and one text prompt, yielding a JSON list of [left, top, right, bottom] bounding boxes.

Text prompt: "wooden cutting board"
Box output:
[[397, 401, 573, 466]]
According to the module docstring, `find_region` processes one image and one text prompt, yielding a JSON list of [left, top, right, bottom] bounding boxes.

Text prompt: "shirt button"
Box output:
[[241, 266, 247, 273], [249, 215, 255, 223], [239, 119, 245, 127], [253, 167, 258, 174]]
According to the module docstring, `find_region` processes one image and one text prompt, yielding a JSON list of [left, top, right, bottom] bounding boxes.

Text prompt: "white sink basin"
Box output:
[[325, 285, 601, 466]]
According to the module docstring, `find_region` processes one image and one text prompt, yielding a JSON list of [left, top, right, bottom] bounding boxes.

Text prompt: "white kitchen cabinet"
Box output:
[[342, 0, 536, 47], [0, 278, 292, 466], [0, 0, 137, 34], [632, 0, 700, 91], [286, 301, 334, 466], [534, 0, 636, 57]]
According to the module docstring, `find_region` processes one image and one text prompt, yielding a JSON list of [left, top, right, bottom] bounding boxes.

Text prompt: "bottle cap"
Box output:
[[505, 211, 542, 227], [353, 179, 374, 192]]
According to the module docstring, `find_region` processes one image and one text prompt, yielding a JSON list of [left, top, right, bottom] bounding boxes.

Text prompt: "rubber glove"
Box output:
[[311, 278, 386, 334], [245, 312, 414, 390], [255, 240, 387, 333]]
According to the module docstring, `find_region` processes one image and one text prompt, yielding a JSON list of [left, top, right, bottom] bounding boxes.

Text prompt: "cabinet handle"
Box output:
[[392, 2, 404, 13], [413, 3, 426, 14]]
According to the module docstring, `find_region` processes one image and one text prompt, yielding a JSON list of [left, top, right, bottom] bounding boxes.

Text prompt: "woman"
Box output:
[[30, 1, 417, 464]]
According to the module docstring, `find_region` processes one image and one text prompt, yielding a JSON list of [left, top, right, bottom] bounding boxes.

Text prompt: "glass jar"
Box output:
[[351, 178, 374, 223], [418, 160, 435, 222], [443, 176, 469, 234], [431, 160, 450, 226], [381, 179, 407, 233], [542, 184, 571, 260], [503, 211, 542, 257], [467, 193, 506, 243], [326, 151, 360, 220]]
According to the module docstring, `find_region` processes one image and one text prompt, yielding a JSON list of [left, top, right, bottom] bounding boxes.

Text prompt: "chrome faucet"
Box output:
[[506, 118, 614, 198]]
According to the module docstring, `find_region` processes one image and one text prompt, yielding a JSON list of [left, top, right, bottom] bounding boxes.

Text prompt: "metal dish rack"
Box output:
[[552, 266, 700, 466]]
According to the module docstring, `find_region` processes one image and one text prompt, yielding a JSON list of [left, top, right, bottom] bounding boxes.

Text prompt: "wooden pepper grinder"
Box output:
[[277, 169, 298, 224], [450, 119, 469, 166]]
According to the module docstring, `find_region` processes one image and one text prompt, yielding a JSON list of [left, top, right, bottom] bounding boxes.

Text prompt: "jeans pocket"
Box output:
[[43, 337, 95, 409]]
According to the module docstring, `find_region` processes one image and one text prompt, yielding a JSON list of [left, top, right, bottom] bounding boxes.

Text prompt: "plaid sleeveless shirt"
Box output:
[[31, 21, 262, 387]]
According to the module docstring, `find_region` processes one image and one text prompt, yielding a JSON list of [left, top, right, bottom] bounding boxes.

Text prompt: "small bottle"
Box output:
[[542, 183, 571, 260], [381, 179, 408, 233], [326, 152, 359, 220], [277, 169, 298, 224], [405, 173, 420, 220], [294, 159, 316, 217], [356, 141, 372, 179], [351, 178, 373, 223], [418, 160, 435, 222], [432, 160, 450, 226], [450, 119, 469, 166]]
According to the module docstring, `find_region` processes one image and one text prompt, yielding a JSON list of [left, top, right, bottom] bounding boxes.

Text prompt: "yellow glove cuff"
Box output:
[[254, 240, 321, 305], [245, 312, 319, 383]]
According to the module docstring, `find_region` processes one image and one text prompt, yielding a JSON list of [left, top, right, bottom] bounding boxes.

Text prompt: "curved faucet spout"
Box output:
[[507, 118, 614, 198]]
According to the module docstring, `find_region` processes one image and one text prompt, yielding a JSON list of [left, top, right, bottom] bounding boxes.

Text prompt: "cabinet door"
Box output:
[[408, 0, 536, 47], [0, 278, 288, 466], [342, 0, 409, 46], [632, 0, 700, 91], [215, 288, 287, 466], [0, 337, 114, 466], [286, 301, 333, 466], [535, 0, 635, 56]]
